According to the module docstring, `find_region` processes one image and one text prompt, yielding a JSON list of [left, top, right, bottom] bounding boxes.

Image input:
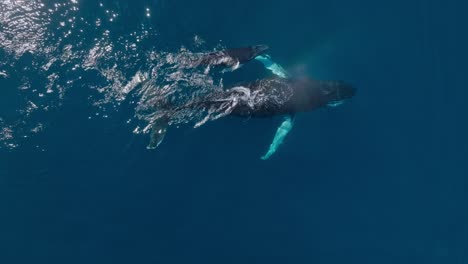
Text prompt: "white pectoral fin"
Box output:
[[255, 55, 288, 79], [261, 115, 295, 160], [147, 116, 169, 150]]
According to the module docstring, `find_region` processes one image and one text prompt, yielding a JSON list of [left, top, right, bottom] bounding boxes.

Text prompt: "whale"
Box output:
[[146, 46, 356, 159], [177, 77, 355, 118], [192, 45, 269, 71], [147, 76, 356, 153], [223, 77, 355, 117]]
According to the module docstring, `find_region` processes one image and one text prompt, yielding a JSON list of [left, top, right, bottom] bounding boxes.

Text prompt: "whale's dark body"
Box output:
[[190, 77, 356, 118], [148, 76, 355, 149], [193, 45, 269, 69], [147, 45, 356, 150]]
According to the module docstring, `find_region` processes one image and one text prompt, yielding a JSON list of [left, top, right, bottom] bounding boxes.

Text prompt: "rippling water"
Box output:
[[0, 0, 234, 149], [2, 0, 468, 263]]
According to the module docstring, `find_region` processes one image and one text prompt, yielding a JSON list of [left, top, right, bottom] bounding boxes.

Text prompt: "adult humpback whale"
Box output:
[[148, 77, 356, 157], [147, 46, 356, 159], [182, 77, 355, 118]]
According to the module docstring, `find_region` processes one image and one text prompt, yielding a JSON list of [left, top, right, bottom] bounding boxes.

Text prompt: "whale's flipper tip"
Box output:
[[146, 116, 169, 150]]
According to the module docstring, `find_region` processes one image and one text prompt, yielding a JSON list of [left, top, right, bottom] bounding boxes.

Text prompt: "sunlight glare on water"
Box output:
[[0, 0, 229, 149]]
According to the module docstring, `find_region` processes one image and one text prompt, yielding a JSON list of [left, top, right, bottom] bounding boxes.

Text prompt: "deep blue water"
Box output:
[[1, 0, 468, 263]]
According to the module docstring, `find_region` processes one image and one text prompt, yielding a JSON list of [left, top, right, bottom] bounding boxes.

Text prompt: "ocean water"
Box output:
[[1, 0, 467, 263]]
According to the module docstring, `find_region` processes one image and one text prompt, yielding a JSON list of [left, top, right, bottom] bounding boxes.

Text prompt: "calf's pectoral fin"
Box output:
[[255, 54, 289, 79]]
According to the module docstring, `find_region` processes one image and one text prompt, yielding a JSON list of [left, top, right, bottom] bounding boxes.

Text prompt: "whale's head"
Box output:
[[288, 78, 356, 111], [318, 80, 356, 107], [251, 44, 269, 56], [224, 45, 270, 64]]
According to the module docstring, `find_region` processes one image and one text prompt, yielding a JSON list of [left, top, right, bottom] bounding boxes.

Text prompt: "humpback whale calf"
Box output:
[[192, 45, 269, 71], [147, 46, 356, 159]]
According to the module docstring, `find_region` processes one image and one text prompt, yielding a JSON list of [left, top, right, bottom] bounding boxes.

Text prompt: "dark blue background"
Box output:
[[1, 0, 467, 263]]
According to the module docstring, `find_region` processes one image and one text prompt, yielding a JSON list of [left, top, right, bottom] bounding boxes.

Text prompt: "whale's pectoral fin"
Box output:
[[147, 116, 169, 150], [261, 114, 295, 160], [255, 54, 289, 79]]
